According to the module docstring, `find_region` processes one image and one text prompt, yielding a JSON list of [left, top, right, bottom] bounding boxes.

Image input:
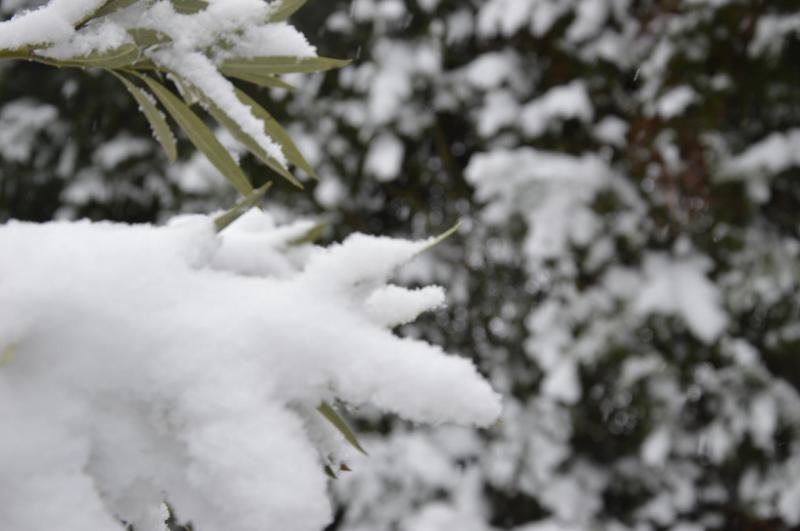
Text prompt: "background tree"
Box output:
[[3, 1, 800, 530]]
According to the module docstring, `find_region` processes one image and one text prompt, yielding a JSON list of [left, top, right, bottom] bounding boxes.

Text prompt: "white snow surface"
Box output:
[[0, 211, 500, 531]]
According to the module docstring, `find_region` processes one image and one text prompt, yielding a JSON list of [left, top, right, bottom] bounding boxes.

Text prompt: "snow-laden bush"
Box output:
[[0, 211, 500, 530]]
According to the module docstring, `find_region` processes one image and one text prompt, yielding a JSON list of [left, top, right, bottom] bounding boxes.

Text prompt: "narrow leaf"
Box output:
[[213, 182, 273, 232], [318, 402, 368, 455], [323, 465, 338, 480], [58, 43, 140, 69], [89, 0, 138, 20], [197, 90, 304, 188], [288, 222, 326, 246], [234, 88, 318, 179], [418, 221, 462, 255], [171, 0, 209, 14], [111, 72, 177, 162], [221, 69, 296, 91], [127, 28, 172, 49], [137, 74, 254, 195], [267, 0, 307, 22], [220, 56, 351, 75]]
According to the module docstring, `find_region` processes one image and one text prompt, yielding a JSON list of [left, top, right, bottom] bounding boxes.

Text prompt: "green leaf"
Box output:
[[171, 0, 209, 14], [213, 182, 273, 232], [137, 74, 254, 196], [233, 88, 318, 179], [0, 343, 17, 368], [197, 89, 304, 189], [323, 465, 338, 480], [418, 221, 462, 255], [111, 72, 177, 162], [57, 43, 140, 69], [127, 28, 172, 49], [0, 49, 32, 61], [89, 0, 138, 20], [318, 402, 368, 456], [267, 0, 307, 22], [288, 222, 326, 246], [221, 69, 296, 91], [220, 56, 351, 76]]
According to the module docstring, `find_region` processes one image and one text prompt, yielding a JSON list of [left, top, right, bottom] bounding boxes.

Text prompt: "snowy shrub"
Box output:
[[0, 211, 500, 530]]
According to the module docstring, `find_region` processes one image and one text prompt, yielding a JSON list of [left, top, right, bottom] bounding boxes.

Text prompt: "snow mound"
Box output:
[[0, 211, 500, 531]]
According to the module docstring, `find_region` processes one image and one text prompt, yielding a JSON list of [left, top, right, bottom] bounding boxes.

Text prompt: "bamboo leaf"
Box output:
[[137, 74, 254, 196], [57, 43, 140, 69], [323, 465, 338, 480], [318, 402, 368, 455], [171, 0, 209, 14], [127, 28, 172, 49], [220, 56, 351, 75], [213, 182, 273, 232], [288, 222, 326, 246], [267, 0, 307, 22], [89, 0, 138, 20], [197, 89, 304, 188], [221, 69, 296, 91], [418, 221, 462, 255], [233, 88, 318, 179], [111, 72, 177, 162]]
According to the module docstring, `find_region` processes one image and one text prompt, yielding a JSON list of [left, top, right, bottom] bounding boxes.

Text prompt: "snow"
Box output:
[[478, 90, 519, 137], [750, 13, 800, 56], [465, 147, 609, 260], [464, 51, 517, 90], [520, 81, 594, 137], [0, 99, 58, 163], [593, 116, 628, 146], [655, 86, 698, 119], [476, 0, 536, 38], [364, 132, 404, 182], [0, 212, 500, 531], [0, 0, 105, 50], [633, 254, 727, 344], [719, 129, 800, 179], [94, 135, 152, 169]]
